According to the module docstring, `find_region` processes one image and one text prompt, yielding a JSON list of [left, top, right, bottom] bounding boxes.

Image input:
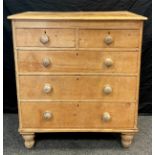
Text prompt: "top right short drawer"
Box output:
[[79, 29, 140, 48]]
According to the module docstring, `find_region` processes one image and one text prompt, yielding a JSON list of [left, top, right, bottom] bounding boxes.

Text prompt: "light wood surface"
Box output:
[[134, 21, 144, 128], [19, 128, 138, 133], [8, 11, 147, 148], [121, 133, 134, 148], [12, 21, 23, 130], [14, 20, 142, 29], [79, 29, 140, 48], [19, 75, 137, 101], [7, 11, 147, 20], [20, 102, 135, 129], [22, 133, 35, 149], [16, 28, 75, 47], [17, 50, 138, 74]]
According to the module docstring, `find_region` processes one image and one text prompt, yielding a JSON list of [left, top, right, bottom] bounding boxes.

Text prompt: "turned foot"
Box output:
[[22, 133, 35, 149], [121, 133, 134, 148]]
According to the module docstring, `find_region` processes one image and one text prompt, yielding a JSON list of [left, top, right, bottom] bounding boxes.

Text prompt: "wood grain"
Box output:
[[8, 11, 147, 148], [19, 75, 137, 101], [14, 20, 141, 29], [17, 50, 139, 74], [16, 28, 76, 47], [20, 102, 135, 129], [7, 11, 147, 20], [79, 29, 140, 48], [19, 128, 138, 133]]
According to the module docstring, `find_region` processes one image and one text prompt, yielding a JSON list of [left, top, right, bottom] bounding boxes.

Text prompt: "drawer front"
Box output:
[[15, 28, 75, 47], [15, 21, 141, 29], [79, 29, 140, 48], [19, 76, 137, 101], [20, 102, 135, 129], [18, 51, 138, 74]]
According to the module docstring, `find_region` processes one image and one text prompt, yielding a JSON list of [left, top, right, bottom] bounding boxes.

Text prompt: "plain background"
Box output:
[[3, 0, 152, 114]]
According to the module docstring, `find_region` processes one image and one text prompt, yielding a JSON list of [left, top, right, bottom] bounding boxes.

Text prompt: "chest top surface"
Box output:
[[7, 11, 147, 20]]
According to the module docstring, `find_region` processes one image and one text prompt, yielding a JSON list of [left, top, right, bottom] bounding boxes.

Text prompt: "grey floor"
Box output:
[[4, 114, 151, 155]]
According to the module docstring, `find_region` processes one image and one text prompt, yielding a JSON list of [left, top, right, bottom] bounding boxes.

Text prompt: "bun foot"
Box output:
[[121, 133, 134, 148], [22, 133, 35, 149]]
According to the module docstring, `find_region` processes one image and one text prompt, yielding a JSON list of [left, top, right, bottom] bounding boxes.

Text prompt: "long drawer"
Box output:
[[19, 76, 137, 101], [20, 102, 135, 129], [17, 51, 138, 74]]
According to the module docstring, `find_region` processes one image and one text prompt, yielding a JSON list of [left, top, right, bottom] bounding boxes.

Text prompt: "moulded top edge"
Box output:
[[7, 11, 148, 20]]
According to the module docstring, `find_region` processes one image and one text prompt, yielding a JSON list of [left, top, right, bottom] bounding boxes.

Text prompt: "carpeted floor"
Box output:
[[3, 114, 151, 155]]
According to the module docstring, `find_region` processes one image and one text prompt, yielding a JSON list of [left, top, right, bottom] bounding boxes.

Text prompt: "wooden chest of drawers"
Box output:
[[8, 11, 147, 149]]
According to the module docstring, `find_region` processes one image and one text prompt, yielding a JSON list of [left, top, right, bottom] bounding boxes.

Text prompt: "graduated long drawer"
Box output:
[[19, 76, 137, 101], [17, 50, 138, 74], [20, 102, 135, 129]]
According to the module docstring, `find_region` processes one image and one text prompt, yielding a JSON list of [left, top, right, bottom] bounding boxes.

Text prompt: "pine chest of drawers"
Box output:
[[8, 11, 147, 149]]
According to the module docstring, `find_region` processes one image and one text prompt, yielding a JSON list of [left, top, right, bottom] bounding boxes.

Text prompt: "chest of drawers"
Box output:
[[8, 11, 147, 149]]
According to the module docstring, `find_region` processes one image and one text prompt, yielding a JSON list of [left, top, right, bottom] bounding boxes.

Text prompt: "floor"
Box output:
[[3, 114, 151, 155]]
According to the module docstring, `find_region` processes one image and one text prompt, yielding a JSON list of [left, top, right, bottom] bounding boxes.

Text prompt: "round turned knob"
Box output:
[[103, 85, 112, 94], [40, 34, 49, 44], [104, 58, 113, 67], [43, 84, 52, 93], [103, 112, 111, 122], [104, 35, 113, 45], [42, 58, 51, 67], [43, 111, 52, 120]]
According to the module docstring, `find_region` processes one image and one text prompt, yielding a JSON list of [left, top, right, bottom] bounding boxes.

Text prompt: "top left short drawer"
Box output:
[[15, 28, 76, 48]]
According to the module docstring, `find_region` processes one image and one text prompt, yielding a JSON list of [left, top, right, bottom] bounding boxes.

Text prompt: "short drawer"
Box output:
[[19, 76, 137, 101], [20, 102, 135, 129], [17, 51, 138, 74], [15, 28, 75, 48], [79, 29, 140, 48]]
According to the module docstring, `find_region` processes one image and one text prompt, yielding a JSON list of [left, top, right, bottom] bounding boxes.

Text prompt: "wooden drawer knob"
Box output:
[[43, 111, 52, 120], [103, 85, 112, 94], [104, 58, 113, 67], [103, 112, 111, 122], [104, 35, 113, 45], [42, 58, 51, 67], [40, 34, 49, 44], [43, 84, 53, 93]]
